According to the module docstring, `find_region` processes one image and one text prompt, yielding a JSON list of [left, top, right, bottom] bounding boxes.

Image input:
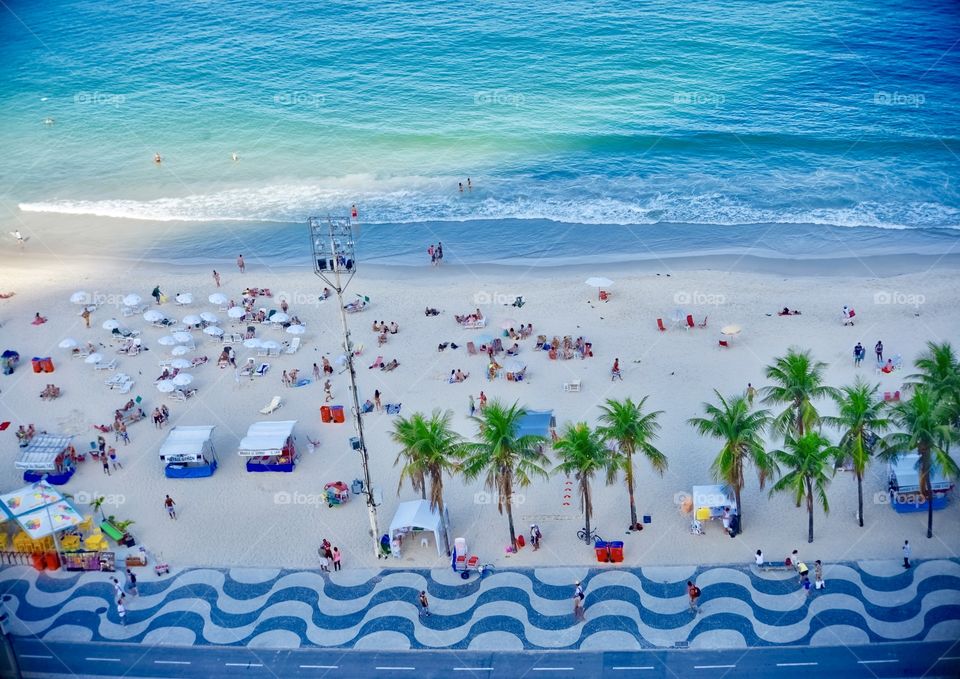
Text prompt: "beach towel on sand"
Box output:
[[295, 378, 311, 387], [385, 403, 401, 415]]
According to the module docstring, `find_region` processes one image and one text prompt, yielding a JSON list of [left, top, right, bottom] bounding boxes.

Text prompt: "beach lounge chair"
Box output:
[[718, 340, 729, 348], [94, 358, 118, 371], [599, 290, 610, 302], [267, 347, 280, 358], [462, 318, 487, 329], [255, 363, 270, 377], [369, 355, 383, 369], [353, 343, 363, 356], [117, 379, 135, 394], [657, 318, 667, 332], [698, 316, 708, 328], [257, 346, 268, 357], [382, 359, 399, 372], [563, 379, 581, 392], [285, 337, 301, 354], [260, 396, 282, 414], [511, 296, 525, 308], [686, 314, 695, 329], [225, 332, 243, 343], [467, 342, 477, 355]]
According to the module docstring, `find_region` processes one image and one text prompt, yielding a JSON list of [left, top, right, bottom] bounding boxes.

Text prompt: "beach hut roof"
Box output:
[[388, 499, 445, 556], [517, 410, 554, 439], [0, 481, 81, 538], [237, 420, 297, 456], [15, 434, 73, 470], [888, 453, 951, 493], [159, 426, 215, 461]]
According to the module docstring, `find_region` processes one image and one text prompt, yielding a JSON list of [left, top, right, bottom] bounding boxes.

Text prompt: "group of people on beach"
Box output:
[[427, 242, 444, 266]]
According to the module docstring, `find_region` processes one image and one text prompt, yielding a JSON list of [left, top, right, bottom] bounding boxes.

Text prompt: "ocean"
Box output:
[[1, 0, 959, 266]]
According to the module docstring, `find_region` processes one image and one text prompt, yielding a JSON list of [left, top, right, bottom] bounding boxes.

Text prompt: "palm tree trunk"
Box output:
[[504, 476, 517, 550], [856, 471, 864, 528], [626, 453, 638, 529], [806, 478, 814, 543], [583, 480, 592, 543], [734, 485, 743, 535], [921, 448, 933, 539], [436, 495, 451, 556]]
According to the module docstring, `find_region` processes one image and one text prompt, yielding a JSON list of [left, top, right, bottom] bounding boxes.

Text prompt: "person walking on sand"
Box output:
[[152, 285, 163, 305], [374, 389, 382, 412], [333, 547, 342, 571], [747, 382, 757, 406], [126, 569, 138, 596], [116, 597, 127, 625], [112, 577, 125, 600], [814, 560, 825, 590], [575, 580, 584, 604], [469, 394, 476, 417], [875, 340, 884, 364], [109, 446, 122, 470], [324, 379, 333, 402], [319, 551, 329, 572], [854, 342, 864, 367], [213, 270, 220, 287], [687, 580, 701, 614], [237, 254, 245, 273], [81, 306, 91, 328], [573, 593, 585, 622], [903, 540, 911, 568], [119, 422, 129, 445], [611, 358, 622, 381], [479, 390, 487, 410], [418, 590, 431, 618], [164, 494, 177, 519], [313, 363, 321, 381], [102, 455, 111, 476]]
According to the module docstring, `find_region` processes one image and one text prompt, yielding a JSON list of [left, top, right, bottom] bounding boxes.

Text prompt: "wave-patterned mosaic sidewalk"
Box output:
[[1, 560, 958, 651]]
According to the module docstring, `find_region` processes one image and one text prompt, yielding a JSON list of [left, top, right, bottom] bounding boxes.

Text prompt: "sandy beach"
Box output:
[[0, 253, 958, 572]]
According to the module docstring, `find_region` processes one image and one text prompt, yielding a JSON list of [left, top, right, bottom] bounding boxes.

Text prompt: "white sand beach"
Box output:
[[0, 254, 958, 572]]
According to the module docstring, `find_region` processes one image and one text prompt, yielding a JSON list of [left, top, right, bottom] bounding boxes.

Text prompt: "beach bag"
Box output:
[[160, 294, 169, 303]]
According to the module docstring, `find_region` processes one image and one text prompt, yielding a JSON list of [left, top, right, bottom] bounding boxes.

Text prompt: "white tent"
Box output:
[[159, 425, 216, 464], [389, 499, 446, 556], [15, 435, 74, 471], [237, 420, 297, 456]]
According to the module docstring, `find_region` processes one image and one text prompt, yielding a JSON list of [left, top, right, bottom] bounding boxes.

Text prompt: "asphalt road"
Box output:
[[3, 638, 958, 679]]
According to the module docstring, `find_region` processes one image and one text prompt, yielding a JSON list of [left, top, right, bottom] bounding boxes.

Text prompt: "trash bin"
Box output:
[[31, 553, 45, 571], [609, 541, 624, 563], [45, 552, 60, 570], [331, 405, 345, 423], [32, 357, 43, 373], [516, 534, 525, 548], [594, 541, 609, 563], [351, 479, 364, 495], [40, 357, 54, 372], [320, 405, 332, 423]]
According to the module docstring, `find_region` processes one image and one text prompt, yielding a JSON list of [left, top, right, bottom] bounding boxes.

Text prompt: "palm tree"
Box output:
[[688, 391, 775, 534], [391, 410, 464, 554], [553, 422, 614, 543], [909, 341, 960, 426], [881, 387, 959, 538], [461, 401, 550, 550], [769, 432, 837, 543], [597, 397, 667, 531], [822, 378, 891, 527], [763, 348, 834, 438], [91, 495, 107, 521]]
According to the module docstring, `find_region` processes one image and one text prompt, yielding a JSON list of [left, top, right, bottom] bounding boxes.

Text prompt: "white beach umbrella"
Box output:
[[84, 353, 103, 364], [270, 312, 290, 324], [70, 291, 89, 305], [200, 312, 219, 324], [156, 380, 175, 393], [203, 326, 224, 337], [172, 331, 193, 343], [182, 314, 202, 326], [208, 293, 228, 305], [227, 306, 246, 319], [285, 324, 306, 335], [260, 340, 280, 351], [102, 318, 120, 330], [172, 373, 193, 386], [585, 277, 614, 288], [143, 309, 165, 323], [505, 358, 526, 373], [157, 335, 177, 346], [122, 294, 141, 307], [170, 358, 192, 369], [175, 293, 193, 304], [170, 345, 190, 356], [58, 338, 78, 350], [721, 324, 742, 337], [243, 338, 262, 349]]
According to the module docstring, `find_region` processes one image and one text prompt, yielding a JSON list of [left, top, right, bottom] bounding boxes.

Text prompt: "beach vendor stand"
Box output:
[[388, 499, 448, 559], [517, 410, 556, 444], [237, 420, 299, 472], [0, 480, 84, 570], [691, 484, 738, 533], [15, 434, 76, 485], [159, 425, 218, 478], [888, 453, 953, 513]]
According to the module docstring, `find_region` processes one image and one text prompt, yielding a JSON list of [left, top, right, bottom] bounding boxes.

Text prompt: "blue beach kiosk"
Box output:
[[888, 452, 953, 513], [158, 425, 218, 478], [15, 434, 76, 485], [238, 420, 299, 473]]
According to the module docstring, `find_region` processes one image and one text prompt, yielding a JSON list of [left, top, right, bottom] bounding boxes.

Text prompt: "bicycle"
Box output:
[[576, 527, 601, 544]]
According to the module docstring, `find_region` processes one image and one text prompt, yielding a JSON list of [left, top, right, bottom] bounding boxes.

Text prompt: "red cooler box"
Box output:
[[41, 357, 55, 372], [331, 405, 345, 423], [320, 405, 332, 423], [32, 358, 43, 373]]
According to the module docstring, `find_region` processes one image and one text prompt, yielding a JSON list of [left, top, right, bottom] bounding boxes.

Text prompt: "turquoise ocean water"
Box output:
[[1, 0, 959, 266]]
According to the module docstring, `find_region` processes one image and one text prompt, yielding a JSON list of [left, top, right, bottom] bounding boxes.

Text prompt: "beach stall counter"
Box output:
[[15, 434, 77, 485], [690, 484, 738, 533], [888, 453, 953, 513], [238, 420, 299, 472], [159, 425, 218, 478]]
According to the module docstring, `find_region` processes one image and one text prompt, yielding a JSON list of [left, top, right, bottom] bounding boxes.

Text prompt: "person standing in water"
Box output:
[[213, 270, 220, 287], [467, 178, 472, 191], [237, 254, 245, 273], [154, 152, 162, 164]]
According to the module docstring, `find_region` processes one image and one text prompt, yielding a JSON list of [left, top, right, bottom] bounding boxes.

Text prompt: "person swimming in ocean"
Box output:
[[231, 152, 239, 161], [154, 152, 162, 164]]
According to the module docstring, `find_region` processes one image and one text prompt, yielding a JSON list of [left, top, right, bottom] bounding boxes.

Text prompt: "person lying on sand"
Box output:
[[425, 307, 440, 316], [31, 312, 48, 325], [778, 307, 801, 316], [0, 292, 14, 299]]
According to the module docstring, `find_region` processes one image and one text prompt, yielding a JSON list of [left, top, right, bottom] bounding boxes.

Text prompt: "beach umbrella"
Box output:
[[70, 291, 89, 305], [157, 335, 177, 346], [505, 358, 526, 372], [585, 277, 613, 288], [102, 318, 120, 330], [182, 314, 202, 326], [122, 294, 141, 307], [500, 319, 517, 330], [171, 345, 190, 356], [227, 306, 246, 319], [172, 331, 193, 343], [285, 325, 306, 335], [84, 353, 103, 364], [156, 380, 175, 393], [208, 293, 228, 305], [175, 293, 193, 304], [261, 340, 280, 351], [721, 324, 742, 337], [204, 326, 224, 337], [172, 373, 193, 386], [270, 312, 290, 324], [58, 338, 77, 350], [170, 358, 192, 369], [143, 310, 165, 323], [243, 338, 262, 349], [200, 312, 219, 324]]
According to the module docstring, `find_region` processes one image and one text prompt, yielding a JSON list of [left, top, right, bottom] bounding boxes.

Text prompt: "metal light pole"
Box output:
[[308, 216, 381, 559]]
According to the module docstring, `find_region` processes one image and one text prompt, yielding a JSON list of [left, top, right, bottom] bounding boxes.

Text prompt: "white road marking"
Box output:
[[532, 669, 574, 672], [86, 657, 121, 662], [21, 654, 53, 659], [694, 665, 736, 669], [938, 657, 960, 661], [300, 665, 339, 669], [611, 667, 654, 670], [225, 662, 263, 667], [776, 662, 818, 667], [155, 660, 191, 665], [857, 660, 897, 664], [376, 667, 415, 671], [454, 669, 494, 672]]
